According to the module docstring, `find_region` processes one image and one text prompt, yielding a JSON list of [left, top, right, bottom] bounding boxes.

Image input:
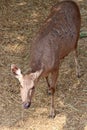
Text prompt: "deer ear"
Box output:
[[30, 69, 43, 80], [11, 64, 23, 79]]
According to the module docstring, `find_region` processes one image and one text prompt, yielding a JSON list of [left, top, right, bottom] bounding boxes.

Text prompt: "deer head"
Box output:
[[11, 64, 43, 109]]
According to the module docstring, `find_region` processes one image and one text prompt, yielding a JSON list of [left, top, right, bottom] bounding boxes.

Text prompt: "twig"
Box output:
[[83, 89, 87, 92], [10, 94, 21, 104], [66, 103, 79, 112]]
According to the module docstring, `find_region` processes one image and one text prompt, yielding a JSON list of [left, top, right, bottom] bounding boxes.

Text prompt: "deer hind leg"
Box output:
[[49, 70, 59, 118], [74, 50, 81, 78]]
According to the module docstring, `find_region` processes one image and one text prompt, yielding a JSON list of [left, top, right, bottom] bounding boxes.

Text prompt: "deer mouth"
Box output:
[[23, 102, 31, 109]]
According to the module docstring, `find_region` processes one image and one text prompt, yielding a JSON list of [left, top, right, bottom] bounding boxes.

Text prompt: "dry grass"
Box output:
[[0, 0, 87, 130]]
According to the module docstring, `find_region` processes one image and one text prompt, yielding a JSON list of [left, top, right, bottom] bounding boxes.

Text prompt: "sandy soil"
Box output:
[[0, 0, 87, 130]]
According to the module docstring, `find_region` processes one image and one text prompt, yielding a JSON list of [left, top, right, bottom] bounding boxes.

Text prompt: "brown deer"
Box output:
[[11, 0, 81, 118]]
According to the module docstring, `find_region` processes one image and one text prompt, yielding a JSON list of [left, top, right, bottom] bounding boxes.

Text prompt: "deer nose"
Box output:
[[23, 102, 31, 109]]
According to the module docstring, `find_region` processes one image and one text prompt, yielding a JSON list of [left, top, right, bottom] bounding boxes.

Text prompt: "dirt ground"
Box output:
[[0, 0, 87, 130]]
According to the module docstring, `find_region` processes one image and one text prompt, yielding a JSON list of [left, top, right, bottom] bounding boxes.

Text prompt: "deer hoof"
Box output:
[[77, 73, 81, 78], [48, 114, 56, 119], [47, 89, 51, 95], [48, 111, 56, 118]]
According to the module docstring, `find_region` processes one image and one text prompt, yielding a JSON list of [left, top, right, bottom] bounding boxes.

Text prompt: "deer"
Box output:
[[11, 0, 81, 118]]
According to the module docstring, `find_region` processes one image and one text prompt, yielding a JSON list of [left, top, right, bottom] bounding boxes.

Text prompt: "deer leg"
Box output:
[[46, 76, 51, 95], [46, 76, 50, 88], [49, 70, 59, 118], [74, 50, 81, 78]]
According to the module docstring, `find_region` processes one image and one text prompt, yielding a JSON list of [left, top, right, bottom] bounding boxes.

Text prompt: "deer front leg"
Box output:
[[49, 70, 59, 118], [46, 76, 51, 95]]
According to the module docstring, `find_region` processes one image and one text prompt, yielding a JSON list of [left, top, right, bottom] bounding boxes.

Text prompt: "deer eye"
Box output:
[[31, 86, 35, 90]]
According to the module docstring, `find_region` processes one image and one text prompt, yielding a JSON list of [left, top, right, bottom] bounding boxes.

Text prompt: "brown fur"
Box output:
[[30, 0, 81, 75], [11, 1, 81, 118]]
